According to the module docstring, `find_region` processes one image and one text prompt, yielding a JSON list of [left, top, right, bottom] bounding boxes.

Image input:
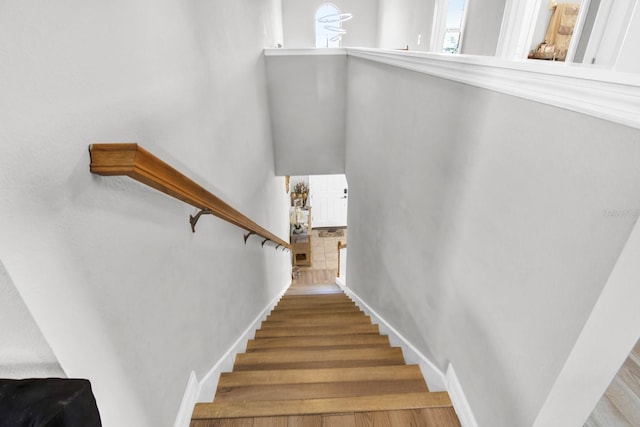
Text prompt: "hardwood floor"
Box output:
[[291, 229, 345, 286], [191, 283, 460, 427], [585, 338, 640, 426]]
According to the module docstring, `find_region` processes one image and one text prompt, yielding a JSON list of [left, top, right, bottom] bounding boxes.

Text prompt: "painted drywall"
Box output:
[[0, 1, 290, 427], [376, 0, 435, 51], [533, 213, 640, 426], [282, 0, 379, 48], [0, 260, 65, 379], [345, 57, 640, 427], [461, 0, 507, 55], [266, 53, 347, 175]]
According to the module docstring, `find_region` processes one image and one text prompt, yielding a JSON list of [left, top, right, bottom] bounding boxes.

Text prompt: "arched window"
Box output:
[[315, 3, 353, 48]]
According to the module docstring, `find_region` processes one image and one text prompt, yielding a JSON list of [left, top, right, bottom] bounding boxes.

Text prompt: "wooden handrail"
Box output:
[[89, 143, 291, 249]]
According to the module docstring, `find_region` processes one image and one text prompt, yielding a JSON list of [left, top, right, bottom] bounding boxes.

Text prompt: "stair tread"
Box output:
[[236, 347, 403, 365], [234, 347, 405, 371], [215, 379, 429, 402], [274, 303, 357, 310], [246, 334, 389, 351], [190, 287, 456, 424], [267, 310, 366, 320], [261, 316, 372, 327], [193, 391, 452, 419], [218, 365, 426, 387], [269, 305, 363, 316], [279, 294, 353, 299], [255, 323, 379, 338]]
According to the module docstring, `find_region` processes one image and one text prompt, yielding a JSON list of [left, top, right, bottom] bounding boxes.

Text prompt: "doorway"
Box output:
[[289, 174, 348, 284]]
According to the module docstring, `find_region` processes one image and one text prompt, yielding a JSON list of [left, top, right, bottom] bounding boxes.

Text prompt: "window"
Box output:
[[315, 3, 353, 48], [432, 0, 469, 54]]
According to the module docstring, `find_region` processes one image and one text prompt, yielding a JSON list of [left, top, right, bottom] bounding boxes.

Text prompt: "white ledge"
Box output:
[[265, 47, 640, 130], [264, 48, 346, 56]]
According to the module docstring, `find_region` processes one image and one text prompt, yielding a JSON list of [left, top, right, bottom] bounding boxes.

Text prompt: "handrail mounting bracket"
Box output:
[[190, 209, 212, 233]]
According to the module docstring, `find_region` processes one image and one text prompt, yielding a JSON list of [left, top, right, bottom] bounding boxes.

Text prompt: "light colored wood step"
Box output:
[[269, 306, 364, 317], [215, 378, 429, 402], [275, 300, 355, 308], [278, 295, 353, 303], [234, 347, 405, 371], [267, 310, 368, 319], [261, 315, 372, 327], [246, 334, 390, 352], [280, 293, 350, 299], [217, 365, 426, 387], [255, 323, 379, 338], [192, 391, 453, 419], [246, 342, 390, 353]]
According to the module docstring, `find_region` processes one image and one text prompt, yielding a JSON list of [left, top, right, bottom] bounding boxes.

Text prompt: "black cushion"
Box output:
[[0, 378, 101, 427]]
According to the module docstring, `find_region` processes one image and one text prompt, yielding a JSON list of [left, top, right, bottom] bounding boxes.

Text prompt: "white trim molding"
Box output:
[[173, 285, 288, 427], [347, 47, 640, 131], [446, 364, 480, 427], [173, 371, 200, 427], [336, 280, 447, 392], [264, 47, 640, 131], [264, 47, 347, 56]]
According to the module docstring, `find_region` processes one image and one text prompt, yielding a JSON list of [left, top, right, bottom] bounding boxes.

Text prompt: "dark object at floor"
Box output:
[[0, 378, 102, 427]]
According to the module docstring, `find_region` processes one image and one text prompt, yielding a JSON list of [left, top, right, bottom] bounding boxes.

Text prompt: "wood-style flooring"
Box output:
[[585, 338, 640, 426], [191, 283, 460, 427], [291, 228, 345, 286]]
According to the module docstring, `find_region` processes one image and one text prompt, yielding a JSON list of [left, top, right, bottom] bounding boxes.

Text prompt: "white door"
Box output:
[[308, 174, 348, 228]]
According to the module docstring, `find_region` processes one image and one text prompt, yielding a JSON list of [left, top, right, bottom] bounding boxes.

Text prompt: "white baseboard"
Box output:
[[173, 285, 288, 427], [197, 286, 289, 401], [173, 371, 199, 427], [336, 280, 446, 391], [446, 363, 479, 427]]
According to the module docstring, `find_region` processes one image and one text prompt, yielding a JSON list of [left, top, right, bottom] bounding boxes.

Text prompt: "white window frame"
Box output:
[[430, 0, 470, 54], [496, 0, 637, 66], [315, 3, 348, 48]]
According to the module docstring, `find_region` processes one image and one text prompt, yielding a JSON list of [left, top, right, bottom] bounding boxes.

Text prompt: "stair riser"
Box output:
[[236, 348, 404, 364], [261, 317, 372, 327], [267, 311, 365, 320], [214, 379, 429, 402], [217, 365, 426, 387], [246, 335, 390, 351], [233, 358, 406, 371], [269, 307, 362, 315], [254, 324, 379, 338]]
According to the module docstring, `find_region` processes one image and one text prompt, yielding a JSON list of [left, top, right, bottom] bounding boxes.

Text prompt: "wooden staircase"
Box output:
[[190, 284, 460, 426]]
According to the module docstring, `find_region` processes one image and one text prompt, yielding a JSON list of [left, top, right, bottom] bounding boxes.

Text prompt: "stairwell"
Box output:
[[190, 283, 460, 426]]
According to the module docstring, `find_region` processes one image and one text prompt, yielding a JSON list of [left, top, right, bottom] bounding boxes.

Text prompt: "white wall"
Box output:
[[0, 260, 65, 379], [377, 0, 435, 51], [266, 52, 347, 175], [0, 1, 290, 426], [282, 0, 379, 48], [345, 56, 640, 427]]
